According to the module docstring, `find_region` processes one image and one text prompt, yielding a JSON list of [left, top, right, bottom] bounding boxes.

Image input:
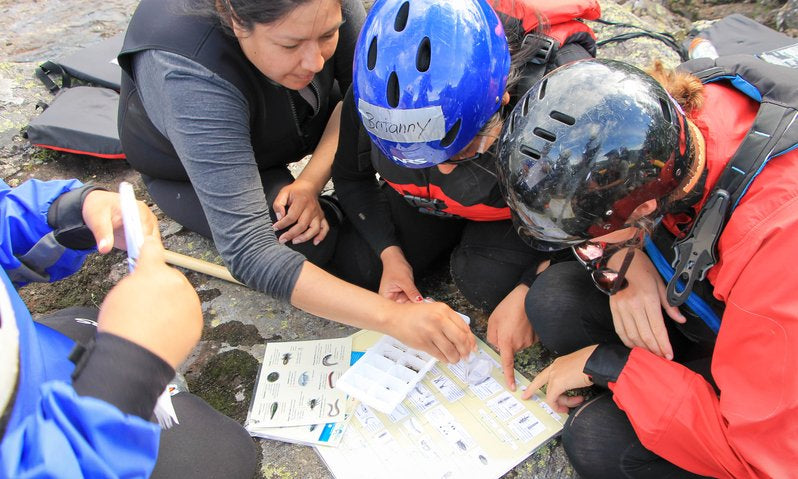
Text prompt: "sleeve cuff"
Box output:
[[47, 184, 107, 250], [583, 343, 631, 388], [72, 333, 175, 420], [518, 267, 539, 287]]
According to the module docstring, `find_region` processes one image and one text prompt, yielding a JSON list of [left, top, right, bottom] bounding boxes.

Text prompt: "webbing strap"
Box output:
[[645, 237, 721, 333], [667, 57, 798, 307], [35, 61, 71, 93]]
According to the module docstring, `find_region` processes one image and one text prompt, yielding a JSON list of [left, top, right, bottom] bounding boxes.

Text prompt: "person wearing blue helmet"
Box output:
[[332, 0, 599, 388]]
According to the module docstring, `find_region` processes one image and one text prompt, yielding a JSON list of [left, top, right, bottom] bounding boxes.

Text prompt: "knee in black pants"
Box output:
[[525, 262, 617, 355], [450, 248, 509, 312], [564, 394, 706, 479], [450, 222, 546, 312], [563, 393, 640, 479], [151, 393, 257, 479]]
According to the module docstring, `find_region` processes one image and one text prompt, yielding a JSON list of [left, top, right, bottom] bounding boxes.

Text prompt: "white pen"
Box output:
[[118, 181, 144, 272]]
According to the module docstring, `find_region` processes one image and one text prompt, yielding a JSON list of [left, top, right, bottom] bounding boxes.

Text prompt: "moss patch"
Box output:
[[203, 320, 264, 347], [19, 251, 124, 314], [260, 464, 297, 479], [188, 349, 258, 423], [197, 287, 222, 302]]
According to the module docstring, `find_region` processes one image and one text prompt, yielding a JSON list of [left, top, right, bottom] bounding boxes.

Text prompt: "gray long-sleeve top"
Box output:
[[132, 49, 305, 301], [128, 0, 365, 301]]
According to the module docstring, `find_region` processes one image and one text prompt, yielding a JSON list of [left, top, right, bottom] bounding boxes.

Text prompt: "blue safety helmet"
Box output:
[[353, 0, 511, 169]]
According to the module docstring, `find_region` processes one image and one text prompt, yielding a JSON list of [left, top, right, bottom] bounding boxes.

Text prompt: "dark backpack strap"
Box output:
[[667, 56, 798, 306], [35, 61, 71, 93], [515, 33, 593, 98]]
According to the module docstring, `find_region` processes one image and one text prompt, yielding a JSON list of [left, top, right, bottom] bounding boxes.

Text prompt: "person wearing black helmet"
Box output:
[[496, 58, 798, 477], [331, 0, 599, 389]]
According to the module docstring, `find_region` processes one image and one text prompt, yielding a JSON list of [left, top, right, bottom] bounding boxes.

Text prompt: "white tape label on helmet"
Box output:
[[358, 99, 446, 143]]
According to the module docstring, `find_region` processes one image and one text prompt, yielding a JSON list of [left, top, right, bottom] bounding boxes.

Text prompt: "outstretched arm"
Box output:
[[291, 261, 475, 363]]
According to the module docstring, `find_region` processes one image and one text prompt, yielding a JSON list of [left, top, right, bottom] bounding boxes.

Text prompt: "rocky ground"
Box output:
[[1, 1, 793, 478]]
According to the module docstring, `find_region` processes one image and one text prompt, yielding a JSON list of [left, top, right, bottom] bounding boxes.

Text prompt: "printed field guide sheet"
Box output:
[[247, 337, 351, 428], [245, 411, 352, 447], [315, 330, 565, 479]]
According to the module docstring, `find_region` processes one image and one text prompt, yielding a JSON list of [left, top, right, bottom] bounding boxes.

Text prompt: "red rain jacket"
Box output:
[[611, 82, 798, 478]]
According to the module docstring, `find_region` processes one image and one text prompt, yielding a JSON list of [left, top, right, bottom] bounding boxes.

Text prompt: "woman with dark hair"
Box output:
[[331, 0, 598, 388], [119, 0, 362, 269], [497, 57, 798, 477], [117, 0, 476, 366]]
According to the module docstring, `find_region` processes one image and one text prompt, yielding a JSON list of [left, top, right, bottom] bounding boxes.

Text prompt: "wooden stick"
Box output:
[[163, 250, 244, 286]]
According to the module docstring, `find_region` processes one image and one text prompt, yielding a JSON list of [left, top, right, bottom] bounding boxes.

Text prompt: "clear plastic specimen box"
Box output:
[[336, 312, 494, 414], [335, 335, 437, 414]]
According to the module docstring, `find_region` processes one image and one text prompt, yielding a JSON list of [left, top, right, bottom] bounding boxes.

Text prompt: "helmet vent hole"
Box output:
[[394, 2, 410, 32], [440, 119, 462, 147], [550, 111, 575, 126], [387, 71, 400, 107], [538, 79, 548, 100], [416, 37, 431, 72], [521, 95, 530, 116], [520, 145, 541, 160], [659, 98, 672, 123], [367, 36, 378, 70], [533, 127, 556, 142]]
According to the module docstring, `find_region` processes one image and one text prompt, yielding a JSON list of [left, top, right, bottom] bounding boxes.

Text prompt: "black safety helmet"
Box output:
[[496, 59, 691, 251]]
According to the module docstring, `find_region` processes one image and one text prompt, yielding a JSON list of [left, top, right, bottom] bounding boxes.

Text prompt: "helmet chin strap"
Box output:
[[668, 118, 706, 203]]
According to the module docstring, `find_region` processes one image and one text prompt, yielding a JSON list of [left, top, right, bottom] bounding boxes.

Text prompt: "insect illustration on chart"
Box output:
[[281, 352, 292, 365]]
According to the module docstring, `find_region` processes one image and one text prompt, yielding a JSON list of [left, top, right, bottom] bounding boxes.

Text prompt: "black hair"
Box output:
[[184, 0, 342, 33], [478, 1, 548, 135], [496, 6, 547, 98]]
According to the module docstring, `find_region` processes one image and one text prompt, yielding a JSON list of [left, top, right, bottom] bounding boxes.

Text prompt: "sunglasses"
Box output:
[[572, 229, 644, 295]]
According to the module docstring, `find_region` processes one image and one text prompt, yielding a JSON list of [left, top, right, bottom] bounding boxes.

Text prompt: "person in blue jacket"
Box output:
[[0, 179, 256, 478]]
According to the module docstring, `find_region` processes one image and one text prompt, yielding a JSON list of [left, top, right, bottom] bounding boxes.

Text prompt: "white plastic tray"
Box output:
[[335, 335, 437, 414], [336, 312, 494, 414]]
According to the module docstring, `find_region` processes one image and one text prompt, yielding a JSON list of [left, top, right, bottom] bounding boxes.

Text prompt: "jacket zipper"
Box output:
[[285, 90, 304, 148]]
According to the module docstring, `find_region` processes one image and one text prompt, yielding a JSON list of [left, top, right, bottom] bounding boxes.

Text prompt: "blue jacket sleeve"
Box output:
[[1, 382, 160, 479], [0, 179, 91, 286]]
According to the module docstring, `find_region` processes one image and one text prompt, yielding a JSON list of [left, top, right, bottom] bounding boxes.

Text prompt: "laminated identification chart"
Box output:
[[315, 331, 566, 479], [248, 338, 351, 427], [246, 407, 352, 447]]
